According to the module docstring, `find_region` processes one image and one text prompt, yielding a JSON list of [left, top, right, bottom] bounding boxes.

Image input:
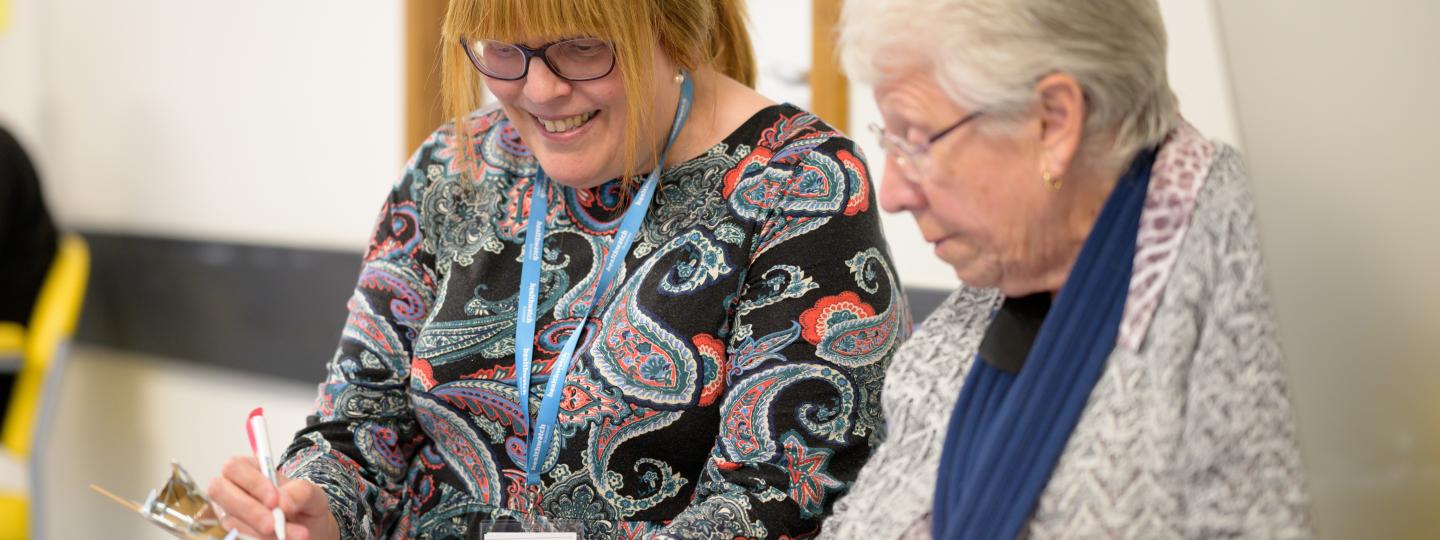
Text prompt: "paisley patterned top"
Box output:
[[279, 103, 907, 539]]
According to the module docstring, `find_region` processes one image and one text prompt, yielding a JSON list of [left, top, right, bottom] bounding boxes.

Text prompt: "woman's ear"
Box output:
[[1032, 72, 1087, 177]]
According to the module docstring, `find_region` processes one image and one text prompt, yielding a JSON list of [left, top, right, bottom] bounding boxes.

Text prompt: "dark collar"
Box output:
[[977, 293, 1052, 374]]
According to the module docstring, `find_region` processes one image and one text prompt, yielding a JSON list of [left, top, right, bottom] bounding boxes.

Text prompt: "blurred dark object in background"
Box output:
[[0, 124, 59, 428]]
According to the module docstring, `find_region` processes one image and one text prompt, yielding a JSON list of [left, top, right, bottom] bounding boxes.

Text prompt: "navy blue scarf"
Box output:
[[931, 148, 1156, 540]]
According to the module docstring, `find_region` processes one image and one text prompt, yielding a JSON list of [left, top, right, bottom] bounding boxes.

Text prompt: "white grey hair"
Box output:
[[839, 0, 1179, 165]]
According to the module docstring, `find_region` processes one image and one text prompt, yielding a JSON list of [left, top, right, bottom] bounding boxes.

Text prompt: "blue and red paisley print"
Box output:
[[281, 103, 905, 539]]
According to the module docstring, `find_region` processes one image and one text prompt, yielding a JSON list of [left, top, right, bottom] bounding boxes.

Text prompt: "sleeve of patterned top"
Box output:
[[1179, 148, 1311, 538], [656, 133, 909, 539], [278, 141, 441, 538]]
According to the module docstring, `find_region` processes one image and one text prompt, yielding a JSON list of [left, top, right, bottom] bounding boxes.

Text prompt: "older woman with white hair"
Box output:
[[819, 0, 1312, 538]]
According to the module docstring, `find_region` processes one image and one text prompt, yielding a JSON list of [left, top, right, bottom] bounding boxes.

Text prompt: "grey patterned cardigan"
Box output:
[[819, 124, 1312, 539]]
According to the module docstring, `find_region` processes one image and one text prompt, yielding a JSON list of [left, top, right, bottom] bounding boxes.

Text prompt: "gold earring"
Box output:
[[1043, 169, 1062, 191]]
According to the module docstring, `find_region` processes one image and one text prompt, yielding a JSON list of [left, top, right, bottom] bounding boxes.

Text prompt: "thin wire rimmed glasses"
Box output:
[[461, 37, 616, 82], [869, 109, 984, 180]]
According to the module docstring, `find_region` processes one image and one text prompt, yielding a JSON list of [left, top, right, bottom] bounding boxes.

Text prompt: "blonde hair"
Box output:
[[442, 0, 756, 182], [839, 0, 1178, 164]]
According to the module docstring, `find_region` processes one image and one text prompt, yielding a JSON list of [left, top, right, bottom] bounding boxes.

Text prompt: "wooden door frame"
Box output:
[[405, 1, 448, 156], [810, 0, 849, 132]]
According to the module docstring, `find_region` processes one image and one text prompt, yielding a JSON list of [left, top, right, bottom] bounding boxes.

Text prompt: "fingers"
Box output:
[[222, 518, 313, 540], [219, 513, 262, 539], [221, 455, 281, 507], [210, 474, 283, 538], [208, 456, 283, 538], [221, 514, 311, 540], [279, 478, 326, 516], [285, 521, 313, 540], [211, 462, 331, 540], [280, 479, 337, 540]]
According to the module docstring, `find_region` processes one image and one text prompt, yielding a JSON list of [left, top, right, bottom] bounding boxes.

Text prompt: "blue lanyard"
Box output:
[[513, 71, 693, 486]]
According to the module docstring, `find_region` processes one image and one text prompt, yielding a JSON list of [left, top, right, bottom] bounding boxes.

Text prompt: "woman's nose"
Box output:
[[878, 156, 927, 214], [522, 57, 572, 103]]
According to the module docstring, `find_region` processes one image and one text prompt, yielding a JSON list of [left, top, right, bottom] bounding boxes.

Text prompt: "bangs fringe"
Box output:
[[453, 0, 627, 43]]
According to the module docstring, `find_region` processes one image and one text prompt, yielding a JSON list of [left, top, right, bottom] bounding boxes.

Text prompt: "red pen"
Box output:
[[246, 407, 288, 540]]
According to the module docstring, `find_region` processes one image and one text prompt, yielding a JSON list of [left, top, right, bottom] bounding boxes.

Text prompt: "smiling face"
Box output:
[[483, 38, 682, 189], [873, 71, 1062, 293]]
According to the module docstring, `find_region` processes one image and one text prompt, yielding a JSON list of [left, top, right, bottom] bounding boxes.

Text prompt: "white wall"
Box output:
[[44, 347, 316, 540], [848, 0, 1242, 290], [751, 1, 812, 110], [0, 0, 42, 147], [37, 0, 405, 251], [1215, 1, 1440, 537]]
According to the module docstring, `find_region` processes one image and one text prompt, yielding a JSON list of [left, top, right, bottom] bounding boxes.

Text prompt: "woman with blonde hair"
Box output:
[[208, 0, 903, 538], [819, 0, 1311, 538]]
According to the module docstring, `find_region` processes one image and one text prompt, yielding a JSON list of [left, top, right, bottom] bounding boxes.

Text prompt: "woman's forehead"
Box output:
[[876, 74, 956, 116]]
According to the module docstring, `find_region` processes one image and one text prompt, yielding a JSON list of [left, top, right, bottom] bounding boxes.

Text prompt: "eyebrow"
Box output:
[[880, 101, 937, 135], [877, 106, 915, 133]]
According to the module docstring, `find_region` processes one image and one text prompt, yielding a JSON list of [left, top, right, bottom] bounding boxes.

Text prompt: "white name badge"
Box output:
[[484, 534, 578, 540]]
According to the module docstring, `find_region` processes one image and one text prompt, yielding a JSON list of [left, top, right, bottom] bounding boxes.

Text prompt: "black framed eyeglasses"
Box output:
[[868, 110, 984, 180], [461, 37, 617, 82]]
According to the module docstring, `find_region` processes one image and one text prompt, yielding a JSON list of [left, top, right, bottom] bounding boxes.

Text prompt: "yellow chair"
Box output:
[[0, 234, 90, 540]]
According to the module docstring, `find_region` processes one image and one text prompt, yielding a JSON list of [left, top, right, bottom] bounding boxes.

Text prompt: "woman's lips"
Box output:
[[531, 110, 600, 143]]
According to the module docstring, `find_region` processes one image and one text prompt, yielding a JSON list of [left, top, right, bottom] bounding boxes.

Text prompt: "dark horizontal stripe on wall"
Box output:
[[75, 231, 953, 383], [76, 231, 361, 383]]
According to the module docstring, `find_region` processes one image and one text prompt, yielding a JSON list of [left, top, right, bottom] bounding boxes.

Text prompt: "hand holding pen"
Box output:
[[208, 407, 342, 540]]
